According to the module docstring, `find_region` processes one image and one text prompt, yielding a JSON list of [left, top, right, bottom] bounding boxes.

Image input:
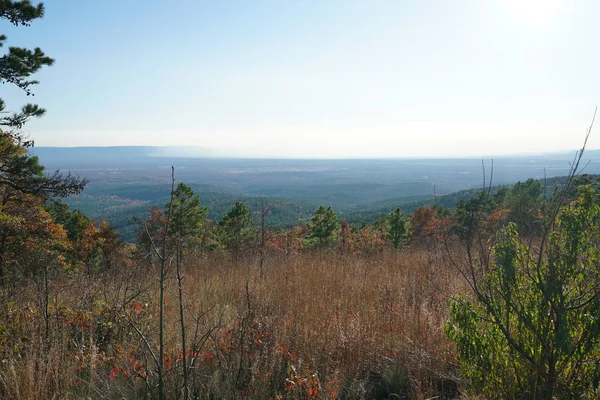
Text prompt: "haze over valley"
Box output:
[[33, 146, 600, 240]]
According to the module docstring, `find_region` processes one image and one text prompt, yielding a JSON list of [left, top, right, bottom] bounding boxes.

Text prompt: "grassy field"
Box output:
[[0, 245, 467, 399]]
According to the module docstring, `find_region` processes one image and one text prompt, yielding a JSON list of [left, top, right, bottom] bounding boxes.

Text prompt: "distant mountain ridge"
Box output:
[[31, 146, 217, 164]]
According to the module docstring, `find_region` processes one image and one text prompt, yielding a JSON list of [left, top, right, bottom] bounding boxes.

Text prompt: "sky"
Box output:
[[2, 0, 600, 158]]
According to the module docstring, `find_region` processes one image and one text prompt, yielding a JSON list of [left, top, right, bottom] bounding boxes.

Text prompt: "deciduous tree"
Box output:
[[446, 116, 600, 398], [447, 186, 600, 399]]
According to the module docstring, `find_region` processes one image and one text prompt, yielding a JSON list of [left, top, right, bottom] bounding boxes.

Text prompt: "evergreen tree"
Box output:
[[306, 205, 340, 249], [166, 182, 208, 398], [220, 202, 255, 262], [0, 0, 86, 201], [47, 200, 90, 242], [0, 2, 86, 282], [505, 178, 544, 236], [385, 207, 410, 249], [0, 1, 86, 201], [167, 183, 207, 241]]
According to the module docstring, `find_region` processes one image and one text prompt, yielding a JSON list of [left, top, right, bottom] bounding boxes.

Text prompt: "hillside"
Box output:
[[62, 170, 597, 242]]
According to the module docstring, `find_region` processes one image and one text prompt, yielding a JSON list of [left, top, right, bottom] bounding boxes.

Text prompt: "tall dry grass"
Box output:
[[0, 245, 468, 399]]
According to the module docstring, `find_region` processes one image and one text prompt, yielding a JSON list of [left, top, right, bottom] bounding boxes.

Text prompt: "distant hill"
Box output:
[[31, 146, 218, 169], [32, 146, 600, 169]]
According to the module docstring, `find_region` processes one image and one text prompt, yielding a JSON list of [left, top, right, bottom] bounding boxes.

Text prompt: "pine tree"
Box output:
[[220, 202, 255, 263], [0, 1, 86, 200], [306, 205, 340, 249], [167, 183, 207, 242], [0, 1, 87, 282], [385, 208, 410, 249]]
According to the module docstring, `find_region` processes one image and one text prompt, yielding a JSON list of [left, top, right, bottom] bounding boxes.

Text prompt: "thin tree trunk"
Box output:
[[158, 166, 176, 400], [259, 207, 267, 278], [543, 362, 556, 400], [176, 240, 189, 399], [43, 262, 50, 340]]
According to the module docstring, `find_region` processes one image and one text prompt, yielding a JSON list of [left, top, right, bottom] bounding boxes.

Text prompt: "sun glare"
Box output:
[[502, 0, 563, 29]]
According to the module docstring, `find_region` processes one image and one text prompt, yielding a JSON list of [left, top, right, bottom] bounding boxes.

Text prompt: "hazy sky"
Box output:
[[3, 0, 599, 158]]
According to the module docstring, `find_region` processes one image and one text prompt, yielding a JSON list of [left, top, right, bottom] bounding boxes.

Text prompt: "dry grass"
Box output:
[[0, 245, 468, 399]]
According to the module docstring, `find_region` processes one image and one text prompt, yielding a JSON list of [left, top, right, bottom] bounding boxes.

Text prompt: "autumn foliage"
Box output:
[[5, 164, 593, 399]]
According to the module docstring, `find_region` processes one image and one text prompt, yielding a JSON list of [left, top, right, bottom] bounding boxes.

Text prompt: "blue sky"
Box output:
[[3, 0, 599, 157]]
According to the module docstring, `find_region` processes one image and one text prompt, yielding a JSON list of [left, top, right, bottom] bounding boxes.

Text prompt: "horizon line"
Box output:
[[32, 145, 597, 161]]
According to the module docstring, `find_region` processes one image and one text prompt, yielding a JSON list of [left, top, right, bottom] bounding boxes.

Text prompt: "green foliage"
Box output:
[[220, 202, 255, 261], [446, 185, 600, 399], [0, 1, 44, 27], [0, 0, 85, 200], [0, 2, 86, 282], [0, 129, 86, 200], [47, 200, 90, 241], [452, 191, 490, 244], [0, 1, 85, 201], [385, 207, 410, 249], [432, 204, 451, 218], [0, 1, 50, 100], [505, 178, 544, 236], [305, 205, 340, 249], [167, 183, 207, 239], [0, 2, 51, 129]]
